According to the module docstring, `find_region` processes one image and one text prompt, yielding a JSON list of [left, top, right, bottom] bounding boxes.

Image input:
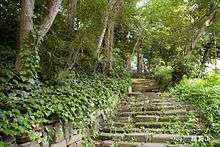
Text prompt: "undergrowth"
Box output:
[[171, 72, 220, 138], [0, 67, 130, 144]]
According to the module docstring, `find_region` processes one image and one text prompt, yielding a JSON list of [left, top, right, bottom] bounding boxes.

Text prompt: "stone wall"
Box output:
[[4, 108, 115, 147], [5, 121, 82, 147]]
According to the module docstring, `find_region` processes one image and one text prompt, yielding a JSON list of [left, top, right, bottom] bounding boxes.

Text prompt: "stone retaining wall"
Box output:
[[6, 121, 82, 147], [5, 108, 115, 147]]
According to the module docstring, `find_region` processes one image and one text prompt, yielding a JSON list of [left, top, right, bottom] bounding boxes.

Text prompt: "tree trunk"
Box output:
[[97, 0, 116, 53], [15, 0, 62, 76], [98, 0, 124, 75], [38, 0, 63, 41], [15, 0, 34, 73], [201, 43, 212, 68], [65, 0, 79, 70], [19, 0, 34, 43], [102, 19, 114, 75], [68, 0, 78, 33], [125, 53, 131, 72], [137, 47, 143, 76]]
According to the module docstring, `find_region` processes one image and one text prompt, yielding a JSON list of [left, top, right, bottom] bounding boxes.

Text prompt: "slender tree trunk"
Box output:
[[65, 0, 79, 70], [125, 53, 131, 72], [38, 0, 63, 41], [137, 47, 143, 76], [19, 0, 34, 43], [102, 19, 114, 75], [15, 0, 34, 73], [201, 43, 212, 68], [97, 0, 116, 53], [68, 0, 78, 31], [99, 0, 124, 75]]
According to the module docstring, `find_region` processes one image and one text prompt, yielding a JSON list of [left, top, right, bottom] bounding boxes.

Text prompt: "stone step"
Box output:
[[117, 105, 190, 112], [132, 78, 156, 83], [111, 121, 200, 130], [132, 86, 160, 92], [120, 99, 177, 105], [113, 116, 132, 123], [95, 141, 185, 147], [98, 133, 203, 143], [113, 115, 190, 124], [121, 102, 181, 107], [101, 127, 204, 135], [117, 110, 194, 117], [134, 115, 190, 122], [134, 122, 194, 129]]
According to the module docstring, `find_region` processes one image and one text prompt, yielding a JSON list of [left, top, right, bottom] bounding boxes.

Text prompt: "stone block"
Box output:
[[39, 132, 49, 147], [5, 136, 18, 147], [119, 142, 141, 147], [64, 122, 77, 140], [51, 140, 66, 147], [46, 123, 64, 143], [67, 143, 77, 147], [18, 141, 39, 147], [95, 141, 114, 147], [141, 143, 167, 147], [53, 123, 65, 143], [152, 134, 182, 143], [124, 133, 149, 142], [66, 134, 82, 145]]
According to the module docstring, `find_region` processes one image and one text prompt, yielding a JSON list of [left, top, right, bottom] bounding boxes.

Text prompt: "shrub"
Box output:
[[171, 54, 201, 83], [152, 65, 173, 90], [171, 72, 220, 137]]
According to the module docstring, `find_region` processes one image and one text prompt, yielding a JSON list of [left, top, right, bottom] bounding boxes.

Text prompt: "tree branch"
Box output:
[[188, 8, 219, 52]]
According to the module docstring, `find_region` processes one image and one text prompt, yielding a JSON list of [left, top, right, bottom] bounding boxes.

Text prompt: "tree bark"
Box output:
[[98, 0, 124, 75], [97, 0, 115, 53], [125, 53, 131, 72], [102, 19, 114, 75], [68, 0, 78, 32], [38, 0, 63, 41], [137, 47, 143, 76], [16, 0, 35, 73], [19, 0, 34, 43], [16, 0, 62, 75], [201, 43, 212, 68]]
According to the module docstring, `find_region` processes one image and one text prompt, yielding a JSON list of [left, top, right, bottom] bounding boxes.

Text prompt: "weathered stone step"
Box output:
[[132, 86, 160, 92], [117, 110, 194, 117], [111, 121, 200, 130], [113, 116, 132, 123], [117, 105, 191, 112], [132, 78, 156, 84], [120, 99, 177, 105], [101, 127, 204, 135], [134, 122, 196, 129], [121, 102, 181, 107], [101, 127, 143, 134], [134, 115, 189, 122], [98, 133, 203, 143], [95, 141, 185, 147], [113, 115, 190, 124]]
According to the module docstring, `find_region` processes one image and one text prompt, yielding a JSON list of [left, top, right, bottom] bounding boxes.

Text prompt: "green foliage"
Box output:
[[0, 68, 130, 142], [152, 64, 173, 90], [171, 54, 202, 83], [171, 72, 220, 137]]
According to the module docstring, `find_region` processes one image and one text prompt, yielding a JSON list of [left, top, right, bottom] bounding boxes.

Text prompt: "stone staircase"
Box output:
[[95, 79, 206, 147]]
